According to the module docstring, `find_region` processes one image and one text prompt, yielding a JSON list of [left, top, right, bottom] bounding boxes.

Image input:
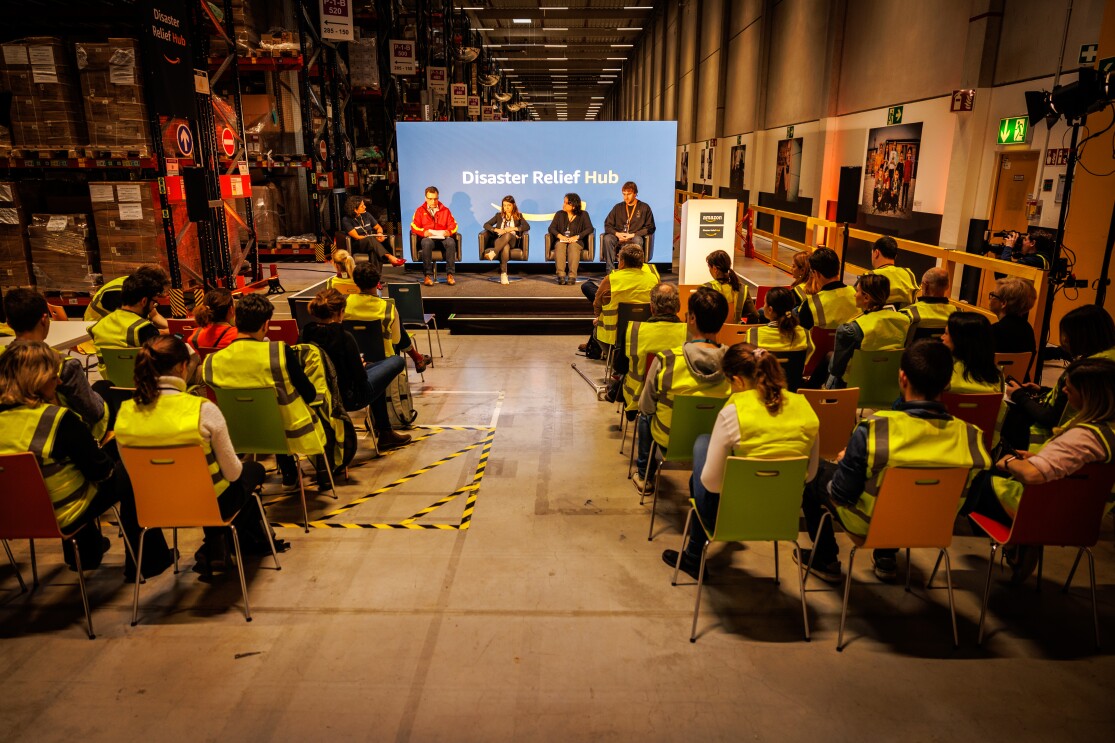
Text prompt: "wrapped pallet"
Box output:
[[75, 38, 152, 154], [88, 182, 166, 282], [0, 37, 86, 149], [28, 214, 96, 291], [0, 182, 31, 286]]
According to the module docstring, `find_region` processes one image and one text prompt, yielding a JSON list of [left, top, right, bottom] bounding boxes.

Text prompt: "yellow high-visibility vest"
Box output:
[[622, 321, 686, 412], [806, 285, 858, 329], [344, 293, 395, 358], [598, 268, 657, 345], [88, 308, 154, 376], [84, 276, 126, 321], [730, 388, 819, 459], [871, 264, 919, 307], [853, 308, 910, 351], [650, 349, 731, 447]]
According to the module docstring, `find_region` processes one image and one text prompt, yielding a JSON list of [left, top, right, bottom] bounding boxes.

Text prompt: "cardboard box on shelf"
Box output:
[[75, 39, 151, 151], [1, 38, 87, 149], [0, 182, 31, 286], [28, 214, 97, 291]]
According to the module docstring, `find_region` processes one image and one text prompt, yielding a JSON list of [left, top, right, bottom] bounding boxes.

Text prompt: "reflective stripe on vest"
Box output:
[[116, 393, 230, 495], [901, 300, 956, 329], [854, 308, 911, 351], [84, 276, 126, 321], [705, 278, 750, 319], [807, 285, 858, 329], [834, 410, 989, 536], [872, 265, 918, 306], [0, 404, 94, 529], [344, 294, 395, 357], [744, 324, 815, 364], [730, 389, 819, 459], [621, 321, 686, 411], [650, 349, 731, 447], [1028, 347, 1115, 448], [295, 343, 348, 468], [202, 339, 324, 452], [598, 268, 657, 345], [89, 309, 154, 375]]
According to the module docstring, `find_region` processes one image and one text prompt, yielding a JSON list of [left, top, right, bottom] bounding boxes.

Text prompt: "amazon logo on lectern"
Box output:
[[699, 213, 725, 225]]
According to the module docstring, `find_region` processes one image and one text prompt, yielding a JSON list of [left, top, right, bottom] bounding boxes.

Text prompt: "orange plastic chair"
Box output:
[[674, 284, 704, 322], [263, 319, 299, 345], [941, 392, 1001, 450], [716, 323, 751, 346], [800, 388, 861, 461], [167, 318, 198, 338], [804, 327, 837, 377], [994, 351, 1033, 381], [119, 444, 281, 626], [0, 452, 131, 639], [809, 467, 972, 651], [965, 463, 1115, 648]]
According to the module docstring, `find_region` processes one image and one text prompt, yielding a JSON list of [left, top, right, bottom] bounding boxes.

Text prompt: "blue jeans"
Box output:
[[684, 434, 720, 561], [365, 355, 405, 428], [635, 413, 661, 480]]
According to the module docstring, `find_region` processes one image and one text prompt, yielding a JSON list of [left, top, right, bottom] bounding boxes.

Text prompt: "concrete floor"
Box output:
[[2, 266, 1114, 742]]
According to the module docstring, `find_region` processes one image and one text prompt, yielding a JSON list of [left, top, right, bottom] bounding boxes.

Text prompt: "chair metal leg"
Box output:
[[639, 440, 657, 506], [793, 540, 811, 641], [977, 542, 999, 646], [131, 529, 148, 626], [431, 316, 443, 357], [228, 526, 252, 622], [173, 528, 179, 574], [1063, 548, 1084, 593], [294, 454, 310, 532], [771, 541, 780, 584], [3, 539, 26, 593], [802, 510, 832, 591], [927, 551, 943, 589], [646, 454, 664, 541], [690, 543, 710, 643], [109, 505, 140, 581], [255, 492, 282, 570], [837, 546, 858, 651], [904, 547, 912, 592], [424, 325, 435, 363], [942, 549, 959, 648], [70, 538, 94, 640], [628, 422, 639, 482], [30, 539, 38, 588], [325, 461, 339, 501], [1086, 548, 1100, 649], [672, 508, 695, 586]]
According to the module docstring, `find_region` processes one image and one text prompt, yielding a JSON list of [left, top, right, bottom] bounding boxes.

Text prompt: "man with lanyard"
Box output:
[[342, 195, 405, 269], [410, 186, 459, 287], [797, 248, 858, 331], [867, 235, 918, 307], [600, 181, 656, 274], [795, 340, 991, 584]]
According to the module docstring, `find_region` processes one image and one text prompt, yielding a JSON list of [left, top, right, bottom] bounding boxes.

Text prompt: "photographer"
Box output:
[[989, 230, 1050, 271]]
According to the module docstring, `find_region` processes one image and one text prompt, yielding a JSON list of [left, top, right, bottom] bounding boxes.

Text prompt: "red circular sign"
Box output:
[[221, 127, 236, 157], [318, 139, 328, 162]]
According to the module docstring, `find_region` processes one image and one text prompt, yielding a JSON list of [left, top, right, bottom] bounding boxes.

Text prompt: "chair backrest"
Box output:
[[1006, 463, 1115, 547], [331, 281, 362, 296], [616, 302, 652, 345], [911, 325, 945, 342], [712, 456, 810, 542], [675, 284, 704, 322], [210, 386, 293, 455], [342, 319, 388, 363], [861, 467, 971, 549], [264, 319, 299, 345], [387, 283, 426, 324], [773, 349, 807, 393], [0, 452, 66, 539], [664, 394, 726, 462], [195, 346, 221, 360], [995, 351, 1033, 381], [844, 348, 904, 410], [167, 318, 197, 338], [716, 323, 751, 346], [101, 347, 141, 387], [754, 285, 779, 310], [940, 392, 1001, 450], [800, 388, 860, 460], [118, 445, 226, 528], [804, 327, 837, 376]]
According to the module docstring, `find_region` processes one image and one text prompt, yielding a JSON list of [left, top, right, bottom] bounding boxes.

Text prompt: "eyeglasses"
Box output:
[[988, 292, 1000, 300]]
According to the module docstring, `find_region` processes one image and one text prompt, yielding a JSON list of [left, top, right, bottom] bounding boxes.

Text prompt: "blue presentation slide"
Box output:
[[396, 121, 678, 263]]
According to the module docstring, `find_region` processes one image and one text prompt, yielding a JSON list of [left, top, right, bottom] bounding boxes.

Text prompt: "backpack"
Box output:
[[387, 369, 418, 428]]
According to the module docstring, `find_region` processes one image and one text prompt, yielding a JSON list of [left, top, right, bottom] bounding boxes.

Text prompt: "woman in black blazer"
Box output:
[[547, 192, 594, 285], [483, 195, 530, 285]]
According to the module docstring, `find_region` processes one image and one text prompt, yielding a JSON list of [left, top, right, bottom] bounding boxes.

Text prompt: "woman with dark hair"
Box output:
[[943, 312, 1002, 394], [188, 288, 236, 352], [704, 249, 756, 322], [745, 286, 813, 375], [341, 195, 404, 268], [483, 195, 530, 285], [1003, 305, 1115, 449], [115, 335, 286, 575], [547, 192, 593, 285], [821, 273, 911, 389], [661, 342, 820, 579]]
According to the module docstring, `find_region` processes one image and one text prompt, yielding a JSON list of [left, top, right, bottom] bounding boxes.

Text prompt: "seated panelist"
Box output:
[[548, 192, 593, 286], [483, 195, 530, 286], [410, 185, 458, 287]]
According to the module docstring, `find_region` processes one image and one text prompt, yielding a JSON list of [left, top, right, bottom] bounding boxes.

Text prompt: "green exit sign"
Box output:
[[998, 116, 1029, 145]]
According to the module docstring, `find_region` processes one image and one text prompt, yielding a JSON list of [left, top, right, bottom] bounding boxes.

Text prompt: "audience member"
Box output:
[[87, 271, 166, 382], [482, 195, 530, 285], [822, 274, 911, 389], [410, 186, 458, 286], [600, 181, 656, 273], [900, 267, 955, 342], [343, 195, 404, 268], [943, 312, 1002, 394], [661, 342, 820, 580], [588, 244, 657, 358], [619, 283, 686, 410], [789, 251, 812, 305], [187, 288, 237, 352], [795, 340, 991, 583], [797, 248, 858, 330], [867, 236, 918, 307], [345, 262, 431, 373], [989, 277, 1038, 358], [84, 265, 170, 328], [327, 249, 359, 293], [548, 192, 594, 285], [635, 287, 731, 492], [745, 286, 813, 363], [704, 249, 757, 323]]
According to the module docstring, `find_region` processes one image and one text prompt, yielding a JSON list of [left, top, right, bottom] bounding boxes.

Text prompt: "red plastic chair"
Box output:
[[804, 327, 837, 377], [167, 318, 198, 338], [264, 319, 299, 345], [968, 463, 1115, 648], [0, 452, 129, 639], [941, 392, 1001, 450]]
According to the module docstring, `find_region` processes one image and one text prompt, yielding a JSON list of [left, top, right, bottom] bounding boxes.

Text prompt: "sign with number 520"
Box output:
[[319, 0, 353, 41]]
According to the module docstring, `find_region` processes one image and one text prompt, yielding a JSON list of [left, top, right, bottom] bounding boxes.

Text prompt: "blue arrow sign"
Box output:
[[175, 124, 194, 156]]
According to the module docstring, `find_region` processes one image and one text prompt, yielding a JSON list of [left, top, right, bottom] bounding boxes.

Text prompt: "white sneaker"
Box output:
[[632, 472, 654, 494], [500, 273, 509, 285], [484, 250, 496, 260]]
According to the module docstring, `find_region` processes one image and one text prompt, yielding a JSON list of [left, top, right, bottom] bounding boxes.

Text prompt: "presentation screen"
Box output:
[[396, 121, 678, 263]]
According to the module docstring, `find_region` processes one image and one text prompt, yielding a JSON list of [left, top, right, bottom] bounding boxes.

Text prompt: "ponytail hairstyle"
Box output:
[[855, 273, 889, 312], [331, 249, 355, 279], [193, 288, 233, 327], [706, 249, 741, 292], [133, 335, 191, 407], [309, 287, 347, 321], [765, 286, 800, 342], [722, 342, 787, 414]]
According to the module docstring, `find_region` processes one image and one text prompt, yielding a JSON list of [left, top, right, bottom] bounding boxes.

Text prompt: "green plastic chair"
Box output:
[[671, 456, 812, 643], [101, 347, 141, 387], [644, 394, 727, 541], [843, 348, 904, 412], [210, 386, 334, 532]]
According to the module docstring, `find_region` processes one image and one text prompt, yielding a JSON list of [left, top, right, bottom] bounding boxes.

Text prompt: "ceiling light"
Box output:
[[603, 67, 621, 71], [606, 57, 627, 60], [513, 18, 531, 24], [540, 5, 569, 9], [617, 28, 643, 31], [550, 68, 566, 71], [591, 96, 604, 100], [544, 44, 567, 48], [611, 44, 634, 48], [624, 5, 653, 9], [600, 74, 617, 78], [473, 27, 493, 31], [551, 74, 567, 77], [493, 57, 509, 60], [546, 27, 569, 31]]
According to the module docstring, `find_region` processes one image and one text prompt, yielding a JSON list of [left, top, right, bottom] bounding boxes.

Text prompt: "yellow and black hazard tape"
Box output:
[[402, 430, 494, 525]]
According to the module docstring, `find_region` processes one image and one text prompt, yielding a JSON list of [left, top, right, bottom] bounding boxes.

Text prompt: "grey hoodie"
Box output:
[[638, 340, 726, 416]]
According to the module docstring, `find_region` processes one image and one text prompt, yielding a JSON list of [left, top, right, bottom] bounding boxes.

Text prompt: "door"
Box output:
[[989, 151, 1039, 234]]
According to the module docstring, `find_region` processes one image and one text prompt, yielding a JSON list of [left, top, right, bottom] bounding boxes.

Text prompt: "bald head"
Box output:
[[921, 267, 949, 298], [650, 283, 680, 317]]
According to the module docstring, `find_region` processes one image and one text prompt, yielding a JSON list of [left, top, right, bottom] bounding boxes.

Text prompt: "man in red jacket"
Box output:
[[410, 186, 458, 286]]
